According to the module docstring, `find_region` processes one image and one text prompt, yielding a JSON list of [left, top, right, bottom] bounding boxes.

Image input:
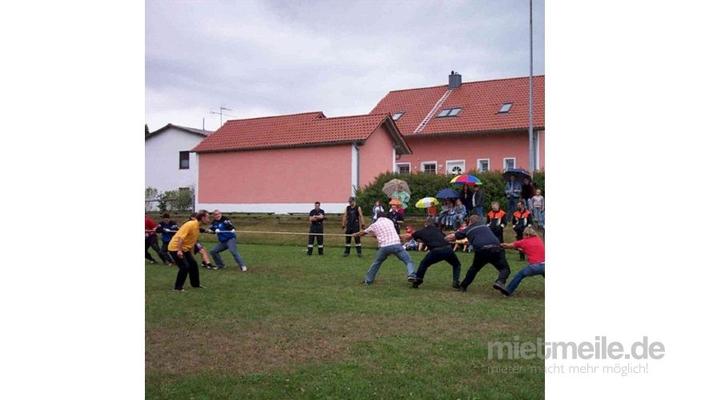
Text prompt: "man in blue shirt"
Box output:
[[208, 210, 247, 271], [156, 213, 179, 265]]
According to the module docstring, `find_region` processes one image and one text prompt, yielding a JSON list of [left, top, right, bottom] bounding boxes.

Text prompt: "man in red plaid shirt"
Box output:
[[353, 211, 416, 285]]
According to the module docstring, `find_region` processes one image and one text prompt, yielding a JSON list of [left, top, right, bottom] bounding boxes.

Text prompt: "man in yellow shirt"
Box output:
[[168, 210, 211, 291]]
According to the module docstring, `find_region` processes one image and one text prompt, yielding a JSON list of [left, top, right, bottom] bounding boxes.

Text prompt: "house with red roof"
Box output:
[[192, 112, 410, 213], [370, 72, 544, 174]]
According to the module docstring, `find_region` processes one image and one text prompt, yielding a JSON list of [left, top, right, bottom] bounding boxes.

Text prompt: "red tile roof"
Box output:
[[370, 75, 544, 136], [192, 111, 411, 154]]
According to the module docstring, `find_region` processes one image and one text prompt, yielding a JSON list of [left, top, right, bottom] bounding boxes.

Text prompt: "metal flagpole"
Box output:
[[528, 0, 535, 174]]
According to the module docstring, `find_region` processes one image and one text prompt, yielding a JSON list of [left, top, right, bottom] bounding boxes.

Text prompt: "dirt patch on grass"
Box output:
[[146, 314, 522, 376]]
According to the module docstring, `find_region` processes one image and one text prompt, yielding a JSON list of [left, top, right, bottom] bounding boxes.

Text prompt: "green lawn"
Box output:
[[146, 229, 544, 399]]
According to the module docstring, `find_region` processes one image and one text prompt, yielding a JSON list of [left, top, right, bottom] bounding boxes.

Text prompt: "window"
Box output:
[[503, 158, 516, 171], [446, 160, 465, 175], [395, 163, 411, 174], [498, 102, 513, 113], [179, 151, 190, 169], [437, 107, 462, 117], [421, 161, 437, 174], [392, 112, 405, 121], [477, 159, 490, 172]]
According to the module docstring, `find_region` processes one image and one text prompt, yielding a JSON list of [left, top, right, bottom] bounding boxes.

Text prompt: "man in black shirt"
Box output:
[[342, 197, 365, 257], [405, 218, 462, 289], [307, 201, 326, 255], [446, 214, 511, 294]]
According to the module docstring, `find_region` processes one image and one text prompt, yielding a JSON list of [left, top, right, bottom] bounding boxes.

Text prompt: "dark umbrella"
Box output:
[[436, 188, 460, 199], [502, 168, 532, 180]]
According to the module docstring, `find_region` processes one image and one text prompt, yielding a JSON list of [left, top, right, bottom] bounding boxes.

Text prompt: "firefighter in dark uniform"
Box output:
[[511, 200, 532, 260], [307, 201, 326, 255], [342, 196, 365, 257]]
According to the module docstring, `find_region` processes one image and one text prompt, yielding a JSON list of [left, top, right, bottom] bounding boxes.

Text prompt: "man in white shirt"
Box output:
[[353, 212, 417, 285]]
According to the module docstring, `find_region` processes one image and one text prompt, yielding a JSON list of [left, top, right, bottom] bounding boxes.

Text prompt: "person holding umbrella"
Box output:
[[342, 197, 365, 257], [382, 178, 411, 209], [388, 198, 405, 234], [504, 175, 522, 224]]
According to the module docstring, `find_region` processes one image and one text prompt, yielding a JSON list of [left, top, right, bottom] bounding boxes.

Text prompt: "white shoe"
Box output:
[[240, 266, 247, 272]]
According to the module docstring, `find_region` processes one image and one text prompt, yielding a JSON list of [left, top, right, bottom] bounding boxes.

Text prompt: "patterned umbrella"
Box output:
[[382, 178, 411, 197], [415, 197, 439, 208], [450, 174, 482, 186]]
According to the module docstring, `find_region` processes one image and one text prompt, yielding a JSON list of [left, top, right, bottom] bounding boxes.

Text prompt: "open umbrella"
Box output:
[[450, 174, 482, 186], [415, 197, 439, 208], [436, 188, 460, 199], [502, 168, 532, 180], [382, 178, 411, 197]]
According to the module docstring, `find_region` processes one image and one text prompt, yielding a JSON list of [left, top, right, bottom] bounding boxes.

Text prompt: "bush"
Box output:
[[158, 188, 194, 212], [355, 170, 545, 216]]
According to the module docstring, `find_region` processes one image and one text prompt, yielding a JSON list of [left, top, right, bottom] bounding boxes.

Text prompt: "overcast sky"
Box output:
[[146, 0, 544, 132]]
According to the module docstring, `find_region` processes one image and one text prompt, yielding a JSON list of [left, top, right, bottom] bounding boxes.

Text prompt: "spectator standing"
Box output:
[[486, 201, 506, 243], [307, 201, 326, 256], [504, 175, 522, 224], [531, 189, 545, 227], [342, 197, 365, 257]]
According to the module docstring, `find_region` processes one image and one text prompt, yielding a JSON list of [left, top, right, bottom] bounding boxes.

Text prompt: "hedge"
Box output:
[[354, 170, 545, 217]]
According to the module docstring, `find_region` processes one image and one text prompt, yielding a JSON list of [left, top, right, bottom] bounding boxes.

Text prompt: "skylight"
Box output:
[[437, 107, 462, 117], [392, 112, 404, 121], [499, 103, 513, 113]]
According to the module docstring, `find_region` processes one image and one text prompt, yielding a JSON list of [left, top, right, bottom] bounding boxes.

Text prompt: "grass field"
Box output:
[[146, 218, 544, 399]]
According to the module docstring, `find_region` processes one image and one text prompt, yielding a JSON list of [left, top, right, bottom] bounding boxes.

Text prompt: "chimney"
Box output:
[[448, 70, 462, 89]]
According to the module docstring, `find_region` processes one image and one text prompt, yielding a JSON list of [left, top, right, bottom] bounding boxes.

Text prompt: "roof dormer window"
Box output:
[[437, 107, 462, 117], [498, 102, 513, 113], [392, 112, 404, 121]]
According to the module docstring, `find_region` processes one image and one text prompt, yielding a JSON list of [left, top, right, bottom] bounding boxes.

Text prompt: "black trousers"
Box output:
[[344, 224, 361, 254], [416, 246, 462, 283], [145, 235, 167, 263], [460, 247, 511, 289], [307, 225, 324, 254], [490, 225, 504, 244], [170, 250, 200, 289], [161, 241, 174, 263]]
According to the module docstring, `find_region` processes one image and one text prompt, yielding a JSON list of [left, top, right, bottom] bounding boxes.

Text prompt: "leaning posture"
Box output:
[[354, 212, 417, 285], [167, 210, 210, 291], [500, 227, 545, 296]]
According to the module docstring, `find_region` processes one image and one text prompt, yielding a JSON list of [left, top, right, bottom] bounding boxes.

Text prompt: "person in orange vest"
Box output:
[[511, 200, 532, 260], [486, 201, 506, 243]]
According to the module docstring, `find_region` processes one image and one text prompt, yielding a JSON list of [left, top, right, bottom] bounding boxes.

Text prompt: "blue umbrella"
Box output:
[[503, 168, 532, 180], [436, 188, 460, 199]]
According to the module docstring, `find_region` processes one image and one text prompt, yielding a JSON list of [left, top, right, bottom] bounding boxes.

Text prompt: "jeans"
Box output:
[[415, 246, 461, 283], [364, 244, 416, 283], [532, 208, 545, 227], [505, 262, 545, 295], [460, 247, 511, 289], [170, 250, 200, 289], [210, 237, 246, 267]]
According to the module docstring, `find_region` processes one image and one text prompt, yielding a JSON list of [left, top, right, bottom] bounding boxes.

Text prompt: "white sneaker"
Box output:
[[240, 266, 247, 272]]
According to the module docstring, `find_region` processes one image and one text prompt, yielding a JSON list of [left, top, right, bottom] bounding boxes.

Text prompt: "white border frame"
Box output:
[[420, 160, 437, 174], [445, 159, 465, 174], [395, 162, 411, 174], [476, 158, 490, 172], [503, 157, 516, 171]]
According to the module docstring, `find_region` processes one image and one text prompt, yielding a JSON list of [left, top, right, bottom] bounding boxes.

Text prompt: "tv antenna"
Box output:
[[210, 106, 232, 126]]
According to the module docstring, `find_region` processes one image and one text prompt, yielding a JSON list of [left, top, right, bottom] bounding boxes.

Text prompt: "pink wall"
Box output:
[[358, 125, 394, 186], [538, 131, 545, 169], [198, 145, 352, 204], [396, 131, 544, 173]]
